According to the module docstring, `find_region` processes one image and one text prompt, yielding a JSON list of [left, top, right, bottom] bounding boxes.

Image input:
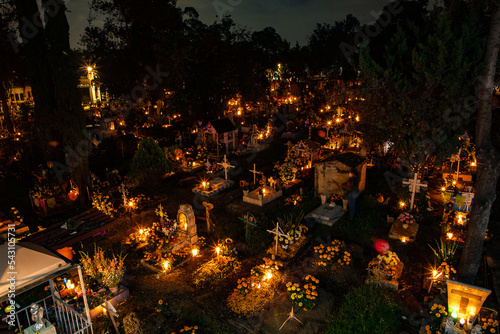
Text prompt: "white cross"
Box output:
[[249, 163, 262, 184], [217, 155, 235, 180], [402, 172, 428, 211], [119, 183, 128, 199], [268, 176, 277, 189], [267, 222, 289, 260], [205, 158, 212, 172]]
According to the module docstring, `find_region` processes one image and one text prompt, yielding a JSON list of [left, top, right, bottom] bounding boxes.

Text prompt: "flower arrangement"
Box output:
[[286, 275, 320, 311], [436, 262, 456, 279], [235, 277, 252, 296], [377, 250, 400, 266], [80, 247, 126, 289], [250, 257, 282, 281], [479, 317, 499, 333], [397, 212, 415, 225], [314, 240, 351, 269], [285, 194, 303, 206], [91, 190, 114, 217], [239, 180, 250, 191], [429, 303, 447, 320], [277, 162, 295, 184], [192, 256, 240, 287], [279, 225, 306, 250], [219, 238, 236, 256], [367, 251, 401, 281]]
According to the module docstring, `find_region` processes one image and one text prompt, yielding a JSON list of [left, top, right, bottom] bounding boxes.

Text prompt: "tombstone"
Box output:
[[314, 153, 367, 198], [446, 280, 491, 325], [177, 204, 198, 244], [24, 303, 56, 334]]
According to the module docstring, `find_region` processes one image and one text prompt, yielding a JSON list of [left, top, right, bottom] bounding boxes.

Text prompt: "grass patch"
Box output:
[[325, 284, 401, 334]]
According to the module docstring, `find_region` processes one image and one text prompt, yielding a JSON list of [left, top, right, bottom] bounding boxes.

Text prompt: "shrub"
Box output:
[[325, 284, 401, 334], [127, 138, 172, 193]]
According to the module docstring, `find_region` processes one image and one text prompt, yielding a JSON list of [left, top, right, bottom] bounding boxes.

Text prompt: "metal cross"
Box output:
[[238, 211, 257, 243]]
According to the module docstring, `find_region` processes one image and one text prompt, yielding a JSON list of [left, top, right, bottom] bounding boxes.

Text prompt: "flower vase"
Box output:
[[109, 286, 119, 294]]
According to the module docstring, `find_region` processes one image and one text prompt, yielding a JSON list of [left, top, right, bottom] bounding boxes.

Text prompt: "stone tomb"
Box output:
[[192, 177, 234, 197], [243, 188, 282, 207], [305, 202, 344, 226], [388, 220, 419, 242], [446, 280, 491, 325], [172, 204, 198, 252]]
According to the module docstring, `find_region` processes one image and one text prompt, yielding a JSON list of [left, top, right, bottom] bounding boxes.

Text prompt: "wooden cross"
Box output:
[[119, 183, 128, 202], [279, 307, 304, 331], [268, 176, 277, 190], [217, 155, 235, 180], [155, 204, 166, 223], [249, 163, 262, 184], [402, 172, 428, 211], [267, 222, 289, 260], [238, 211, 257, 243], [205, 158, 212, 172], [203, 202, 214, 233]]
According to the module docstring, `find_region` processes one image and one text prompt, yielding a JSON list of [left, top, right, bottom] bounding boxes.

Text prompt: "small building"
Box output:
[[314, 152, 367, 198], [207, 117, 237, 155]]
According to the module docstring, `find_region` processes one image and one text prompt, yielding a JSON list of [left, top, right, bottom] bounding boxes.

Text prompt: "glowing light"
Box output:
[[441, 187, 446, 192], [432, 270, 438, 277], [336, 118, 341, 123], [401, 237, 407, 243], [139, 229, 144, 235], [262, 188, 267, 196], [266, 271, 273, 280], [451, 311, 458, 319], [355, 115, 360, 122], [128, 201, 134, 207], [327, 121, 331, 125], [447, 232, 453, 239], [87, 66, 93, 73], [216, 247, 220, 255], [192, 248, 198, 257], [452, 180, 457, 185], [399, 201, 405, 208], [471, 162, 476, 166], [163, 261, 170, 270], [460, 318, 465, 327], [202, 181, 207, 188], [184, 223, 188, 231]]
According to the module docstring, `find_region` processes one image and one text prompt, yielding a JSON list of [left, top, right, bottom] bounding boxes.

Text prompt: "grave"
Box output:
[[177, 204, 198, 246], [243, 187, 282, 206], [243, 176, 282, 206], [446, 280, 491, 325], [377, 262, 404, 291], [388, 220, 419, 242], [305, 202, 344, 226], [192, 155, 235, 197]]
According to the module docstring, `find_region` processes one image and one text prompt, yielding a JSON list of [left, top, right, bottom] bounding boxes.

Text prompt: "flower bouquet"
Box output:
[[397, 212, 415, 229], [286, 275, 320, 311]]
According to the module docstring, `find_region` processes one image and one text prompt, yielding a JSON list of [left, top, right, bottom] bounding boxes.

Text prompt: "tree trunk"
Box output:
[[458, 0, 500, 283], [0, 83, 14, 133]]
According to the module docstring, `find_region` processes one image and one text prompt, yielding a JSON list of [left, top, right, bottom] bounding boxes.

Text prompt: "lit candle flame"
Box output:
[[139, 229, 144, 235], [216, 247, 220, 255], [192, 248, 198, 257], [266, 271, 273, 280], [399, 201, 405, 208], [163, 261, 170, 270], [447, 232, 453, 239]]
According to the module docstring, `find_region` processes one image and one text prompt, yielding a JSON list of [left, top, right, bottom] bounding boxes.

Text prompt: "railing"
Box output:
[[15, 295, 92, 334], [53, 295, 92, 334]]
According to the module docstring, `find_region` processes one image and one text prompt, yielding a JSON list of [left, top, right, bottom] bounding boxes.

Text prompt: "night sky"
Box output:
[[66, 0, 391, 48]]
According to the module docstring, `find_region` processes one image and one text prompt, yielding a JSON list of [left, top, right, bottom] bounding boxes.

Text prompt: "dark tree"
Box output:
[[13, 0, 89, 205]]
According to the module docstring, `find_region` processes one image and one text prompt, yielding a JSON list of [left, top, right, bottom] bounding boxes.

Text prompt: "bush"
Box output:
[[127, 137, 172, 193], [325, 284, 401, 334]]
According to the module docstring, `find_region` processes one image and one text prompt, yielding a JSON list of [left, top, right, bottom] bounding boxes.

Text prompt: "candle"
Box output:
[[459, 318, 465, 328], [216, 247, 220, 262]]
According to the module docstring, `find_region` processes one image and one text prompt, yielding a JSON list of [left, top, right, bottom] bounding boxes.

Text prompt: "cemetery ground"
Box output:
[[12, 144, 500, 334]]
